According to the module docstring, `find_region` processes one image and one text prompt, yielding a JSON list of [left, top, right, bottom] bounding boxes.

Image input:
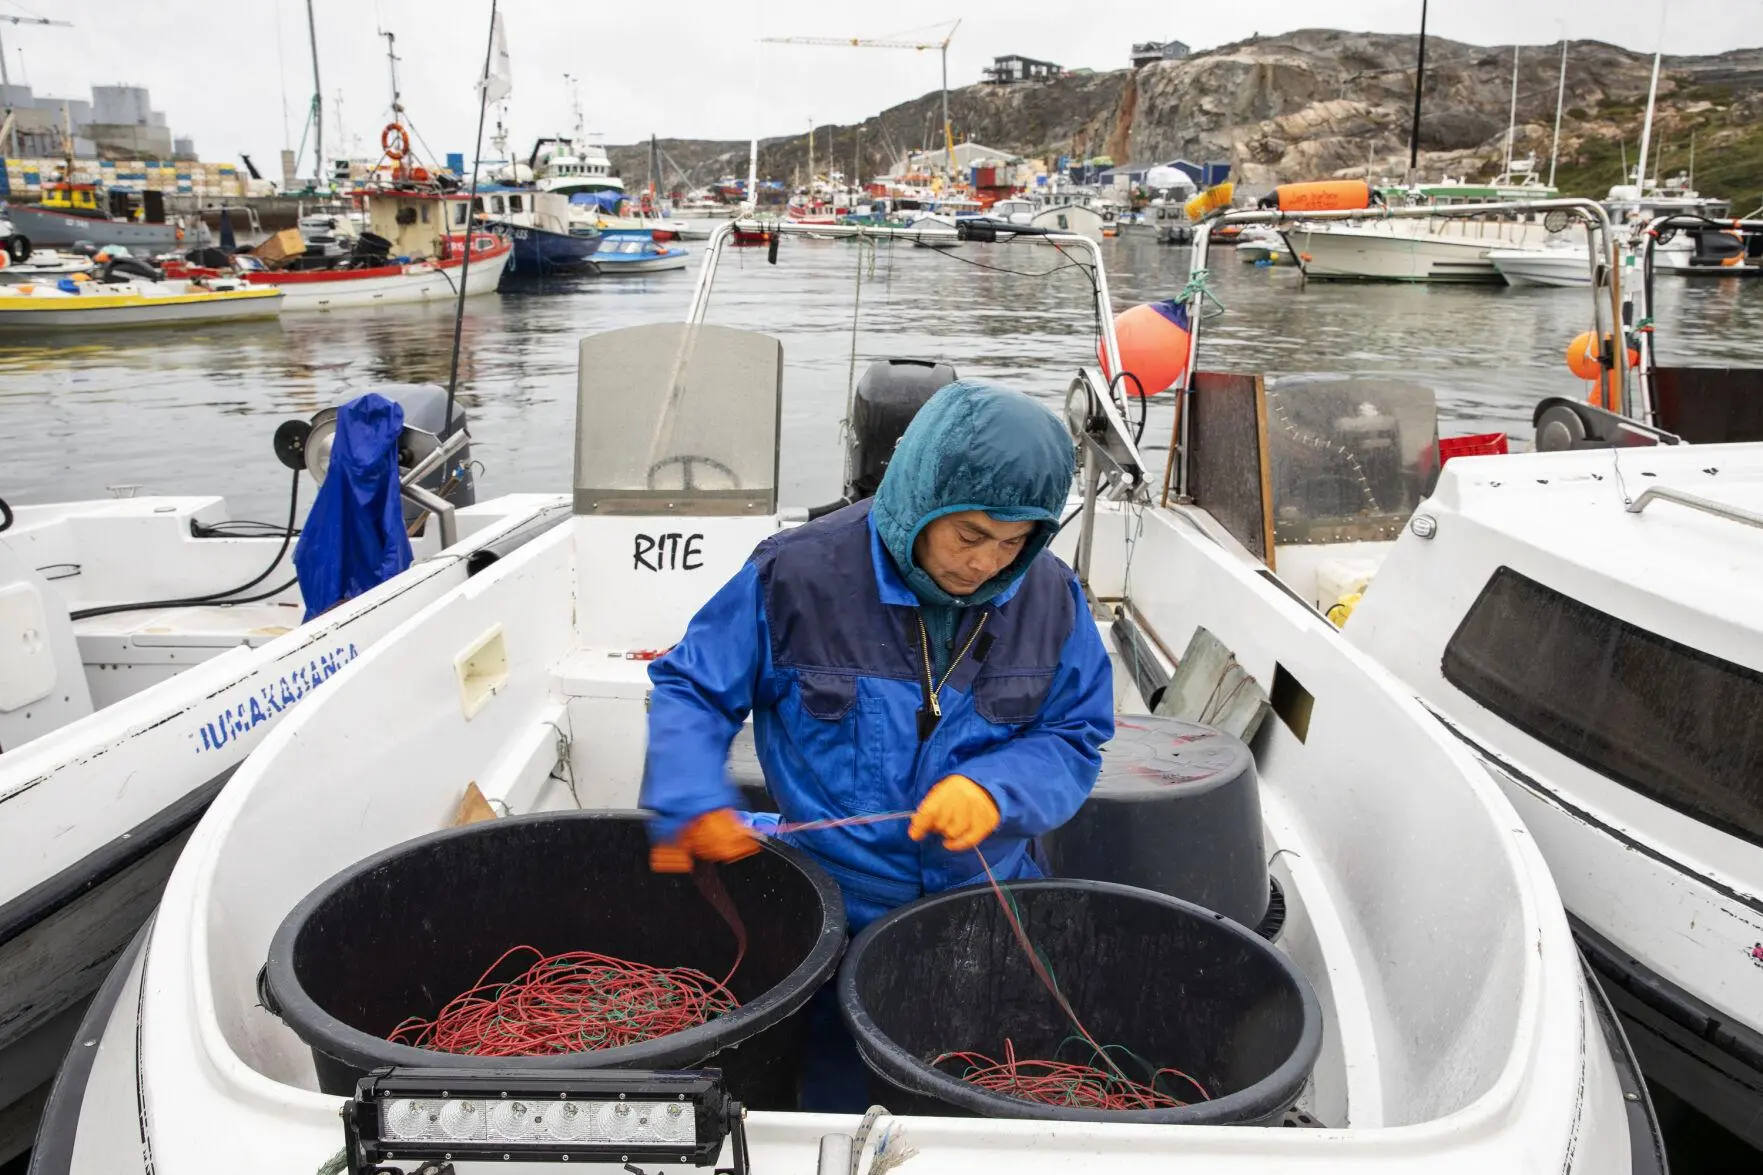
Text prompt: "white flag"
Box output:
[[480, 12, 513, 104]]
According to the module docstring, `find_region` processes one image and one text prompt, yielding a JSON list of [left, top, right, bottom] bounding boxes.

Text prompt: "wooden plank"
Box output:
[[1252, 374, 1276, 571]]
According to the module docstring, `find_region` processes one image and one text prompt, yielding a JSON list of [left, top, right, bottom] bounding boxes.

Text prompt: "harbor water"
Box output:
[[6, 234, 1763, 522]]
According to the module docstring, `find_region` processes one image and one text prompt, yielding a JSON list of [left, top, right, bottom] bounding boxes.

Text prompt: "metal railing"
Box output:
[[679, 216, 1150, 587], [1625, 485, 1763, 530], [1176, 196, 1626, 500]]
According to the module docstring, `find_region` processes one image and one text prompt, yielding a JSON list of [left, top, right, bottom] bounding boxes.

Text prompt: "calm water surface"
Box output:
[[6, 235, 1762, 523]]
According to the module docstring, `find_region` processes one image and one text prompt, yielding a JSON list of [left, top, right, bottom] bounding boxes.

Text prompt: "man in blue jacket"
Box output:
[[640, 379, 1114, 1103]]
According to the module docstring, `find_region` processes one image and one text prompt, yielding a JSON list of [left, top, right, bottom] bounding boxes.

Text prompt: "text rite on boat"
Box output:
[[639, 380, 1115, 1111]]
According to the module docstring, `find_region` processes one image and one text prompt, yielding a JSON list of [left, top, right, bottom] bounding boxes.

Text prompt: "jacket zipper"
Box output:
[[916, 611, 988, 739]]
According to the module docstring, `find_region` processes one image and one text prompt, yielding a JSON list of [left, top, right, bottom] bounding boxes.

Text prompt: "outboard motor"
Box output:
[[273, 384, 475, 531], [845, 358, 958, 500]]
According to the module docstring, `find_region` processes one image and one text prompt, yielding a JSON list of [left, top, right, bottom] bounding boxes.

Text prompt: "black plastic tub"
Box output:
[[838, 878, 1321, 1124], [263, 811, 844, 1105]]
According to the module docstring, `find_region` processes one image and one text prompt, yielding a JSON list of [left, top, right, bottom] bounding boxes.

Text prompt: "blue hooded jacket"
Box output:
[[640, 381, 1114, 926]]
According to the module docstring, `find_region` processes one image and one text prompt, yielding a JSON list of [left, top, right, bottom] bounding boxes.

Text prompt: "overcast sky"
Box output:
[[4, 0, 1759, 174]]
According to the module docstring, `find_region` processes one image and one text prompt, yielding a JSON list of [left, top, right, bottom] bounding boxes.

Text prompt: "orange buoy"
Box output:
[[1099, 300, 1192, 396], [1262, 181, 1373, 213], [1565, 331, 1639, 382], [382, 122, 410, 162]]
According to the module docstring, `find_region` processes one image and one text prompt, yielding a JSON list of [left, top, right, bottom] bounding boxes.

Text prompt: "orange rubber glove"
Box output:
[[649, 808, 760, 873], [908, 775, 1001, 852]]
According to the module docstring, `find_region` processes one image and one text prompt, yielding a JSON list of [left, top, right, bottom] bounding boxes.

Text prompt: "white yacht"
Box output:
[[34, 221, 1662, 1175]]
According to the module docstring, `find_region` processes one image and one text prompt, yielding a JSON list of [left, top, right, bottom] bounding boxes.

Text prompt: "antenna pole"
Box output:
[[1503, 45, 1519, 178], [444, 0, 499, 437], [306, 0, 323, 190], [1407, 0, 1427, 176], [1548, 39, 1568, 187], [383, 31, 401, 117]]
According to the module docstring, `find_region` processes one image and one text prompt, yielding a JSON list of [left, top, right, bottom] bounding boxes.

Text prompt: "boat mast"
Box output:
[[1502, 45, 1519, 179], [382, 31, 402, 121], [808, 117, 815, 206], [1635, 47, 1662, 195], [1548, 39, 1568, 186], [305, 0, 323, 190], [1407, 0, 1428, 178]]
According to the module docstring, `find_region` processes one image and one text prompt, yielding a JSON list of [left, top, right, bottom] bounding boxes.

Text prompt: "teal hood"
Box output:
[[871, 380, 1076, 608]]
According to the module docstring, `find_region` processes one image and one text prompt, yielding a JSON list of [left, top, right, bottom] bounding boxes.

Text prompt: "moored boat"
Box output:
[[34, 219, 1664, 1175], [477, 186, 601, 275], [1, 182, 204, 252], [589, 228, 688, 273], [0, 385, 566, 1163], [242, 186, 511, 310], [0, 277, 282, 330]]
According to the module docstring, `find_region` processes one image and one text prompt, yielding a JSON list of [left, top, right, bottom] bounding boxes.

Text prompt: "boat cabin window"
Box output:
[[509, 194, 523, 213], [420, 204, 430, 224], [1443, 567, 1763, 847], [574, 323, 781, 516], [453, 202, 469, 227]]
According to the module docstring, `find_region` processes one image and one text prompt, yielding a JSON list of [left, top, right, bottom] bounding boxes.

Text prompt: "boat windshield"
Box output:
[[1264, 374, 1440, 545], [573, 323, 781, 515]]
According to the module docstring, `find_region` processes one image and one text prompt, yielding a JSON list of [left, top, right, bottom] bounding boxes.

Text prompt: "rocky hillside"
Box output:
[[612, 30, 1763, 211], [609, 69, 1127, 192]]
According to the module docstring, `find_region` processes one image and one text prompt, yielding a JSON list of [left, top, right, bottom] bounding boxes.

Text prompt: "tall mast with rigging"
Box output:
[[305, 0, 323, 190], [1406, 0, 1428, 178]]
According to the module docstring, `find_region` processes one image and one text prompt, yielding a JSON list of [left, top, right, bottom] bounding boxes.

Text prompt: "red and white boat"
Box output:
[[243, 187, 510, 311]]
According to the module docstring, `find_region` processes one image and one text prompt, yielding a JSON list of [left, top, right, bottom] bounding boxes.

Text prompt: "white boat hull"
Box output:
[[1345, 444, 1763, 1148], [1488, 250, 1591, 287], [251, 245, 510, 310], [1289, 220, 1558, 282], [0, 495, 566, 1159]]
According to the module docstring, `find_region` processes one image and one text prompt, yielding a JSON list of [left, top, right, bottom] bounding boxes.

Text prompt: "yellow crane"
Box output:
[[760, 21, 961, 182]]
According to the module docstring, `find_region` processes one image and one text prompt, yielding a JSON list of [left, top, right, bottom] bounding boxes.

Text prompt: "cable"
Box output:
[[69, 468, 302, 622]]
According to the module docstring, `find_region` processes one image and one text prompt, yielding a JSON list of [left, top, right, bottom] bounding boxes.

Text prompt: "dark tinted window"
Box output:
[[1443, 566, 1763, 847]]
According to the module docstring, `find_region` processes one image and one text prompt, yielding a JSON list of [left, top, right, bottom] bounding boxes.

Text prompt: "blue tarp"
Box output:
[[292, 393, 413, 621], [569, 190, 626, 211]]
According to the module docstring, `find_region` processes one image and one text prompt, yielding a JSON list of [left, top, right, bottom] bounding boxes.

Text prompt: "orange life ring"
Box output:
[[382, 123, 410, 162]]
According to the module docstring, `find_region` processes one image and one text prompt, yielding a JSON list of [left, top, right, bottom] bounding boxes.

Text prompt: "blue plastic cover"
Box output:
[[292, 393, 414, 621], [568, 191, 625, 211]]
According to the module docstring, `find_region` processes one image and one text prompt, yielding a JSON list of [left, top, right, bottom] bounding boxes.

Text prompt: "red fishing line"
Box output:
[[932, 1038, 1209, 1111], [387, 944, 741, 1057]]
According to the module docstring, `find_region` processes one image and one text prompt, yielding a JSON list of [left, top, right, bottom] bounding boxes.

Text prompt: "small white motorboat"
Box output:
[[36, 220, 1661, 1175], [0, 386, 566, 1162], [1488, 239, 1593, 287], [590, 230, 689, 274]]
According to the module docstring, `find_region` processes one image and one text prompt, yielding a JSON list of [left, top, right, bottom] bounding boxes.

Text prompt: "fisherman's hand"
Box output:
[[909, 775, 1001, 852], [649, 808, 761, 873]]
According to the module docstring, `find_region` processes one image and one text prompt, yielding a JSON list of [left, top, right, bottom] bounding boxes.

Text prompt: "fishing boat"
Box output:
[[1187, 193, 1763, 1147], [36, 219, 1662, 1175], [0, 275, 282, 330], [477, 186, 601, 275], [1028, 202, 1105, 244], [242, 185, 511, 310], [588, 229, 688, 274], [2, 182, 205, 253], [0, 384, 568, 1163]]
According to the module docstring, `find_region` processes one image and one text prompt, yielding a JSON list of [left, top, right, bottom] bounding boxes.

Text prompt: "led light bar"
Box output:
[[344, 1067, 739, 1171]]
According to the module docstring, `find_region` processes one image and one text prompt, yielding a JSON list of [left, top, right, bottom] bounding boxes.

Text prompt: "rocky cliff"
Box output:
[[612, 30, 1763, 210]]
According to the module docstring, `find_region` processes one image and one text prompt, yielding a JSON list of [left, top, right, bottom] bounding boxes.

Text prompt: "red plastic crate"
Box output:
[[1438, 432, 1510, 466]]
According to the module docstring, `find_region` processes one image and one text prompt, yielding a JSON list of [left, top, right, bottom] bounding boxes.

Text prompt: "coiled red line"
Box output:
[[387, 943, 741, 1057], [932, 1038, 1209, 1111]]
